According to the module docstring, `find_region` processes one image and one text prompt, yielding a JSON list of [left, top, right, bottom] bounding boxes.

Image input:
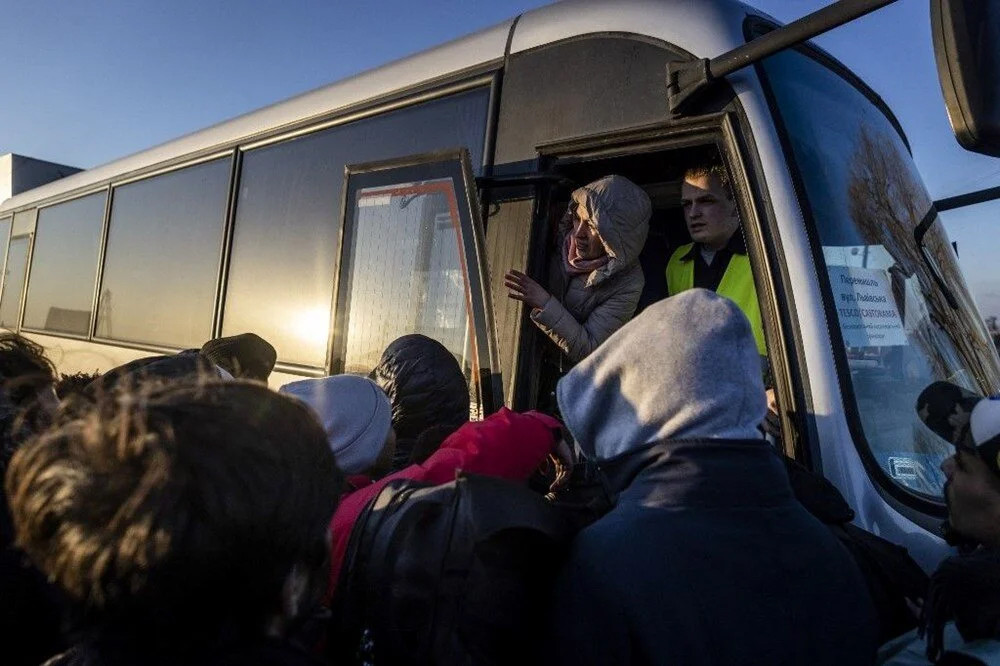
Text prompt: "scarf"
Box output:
[[564, 232, 609, 277]]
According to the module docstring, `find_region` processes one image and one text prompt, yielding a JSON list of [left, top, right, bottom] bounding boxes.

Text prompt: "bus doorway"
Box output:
[[523, 142, 774, 415]]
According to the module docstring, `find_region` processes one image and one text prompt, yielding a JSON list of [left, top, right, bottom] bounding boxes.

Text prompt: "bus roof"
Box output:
[[0, 0, 764, 214]]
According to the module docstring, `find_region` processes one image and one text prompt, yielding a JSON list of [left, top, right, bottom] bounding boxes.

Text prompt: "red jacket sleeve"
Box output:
[[327, 408, 561, 598]]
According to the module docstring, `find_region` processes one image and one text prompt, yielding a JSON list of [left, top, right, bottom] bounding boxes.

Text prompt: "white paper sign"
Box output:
[[828, 265, 907, 347]]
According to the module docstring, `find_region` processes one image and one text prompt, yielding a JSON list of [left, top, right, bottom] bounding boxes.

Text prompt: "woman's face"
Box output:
[[572, 206, 605, 260]]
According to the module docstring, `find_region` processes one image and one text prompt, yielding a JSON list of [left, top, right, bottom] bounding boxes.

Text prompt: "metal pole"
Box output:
[[934, 185, 1000, 212], [710, 0, 900, 80], [669, 0, 900, 114]]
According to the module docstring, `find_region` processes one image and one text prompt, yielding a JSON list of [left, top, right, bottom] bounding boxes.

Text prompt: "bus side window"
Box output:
[[97, 158, 230, 349], [221, 88, 491, 370], [0, 234, 30, 330], [23, 192, 106, 336], [0, 216, 11, 326]]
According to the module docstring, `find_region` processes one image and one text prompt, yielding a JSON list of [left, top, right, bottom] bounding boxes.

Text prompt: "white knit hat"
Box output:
[[280, 375, 392, 475], [971, 397, 1000, 447]]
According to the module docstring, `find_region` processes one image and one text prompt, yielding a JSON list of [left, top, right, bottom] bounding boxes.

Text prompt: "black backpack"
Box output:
[[330, 470, 604, 666]]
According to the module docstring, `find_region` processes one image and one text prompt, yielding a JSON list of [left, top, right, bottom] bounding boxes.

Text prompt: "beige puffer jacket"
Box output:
[[530, 175, 651, 363]]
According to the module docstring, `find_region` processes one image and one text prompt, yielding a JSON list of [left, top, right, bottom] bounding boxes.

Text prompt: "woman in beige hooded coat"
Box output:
[[505, 175, 651, 364]]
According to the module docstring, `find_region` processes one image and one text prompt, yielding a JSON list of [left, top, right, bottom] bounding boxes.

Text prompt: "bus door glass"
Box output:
[[332, 149, 498, 417], [758, 47, 1000, 503]]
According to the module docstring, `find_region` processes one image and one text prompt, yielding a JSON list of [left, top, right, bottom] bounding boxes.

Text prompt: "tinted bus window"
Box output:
[[97, 158, 230, 348], [0, 216, 10, 298], [760, 49, 1000, 499], [222, 89, 489, 367], [0, 236, 31, 329], [23, 192, 106, 335]]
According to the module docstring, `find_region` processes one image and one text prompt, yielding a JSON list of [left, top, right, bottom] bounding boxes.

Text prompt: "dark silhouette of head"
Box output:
[[0, 333, 57, 472], [371, 334, 468, 468], [5, 381, 343, 659]]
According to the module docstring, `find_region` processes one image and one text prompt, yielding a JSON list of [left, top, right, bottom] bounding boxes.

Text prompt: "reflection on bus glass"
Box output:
[[221, 88, 489, 367], [0, 236, 30, 330], [97, 159, 230, 349], [0, 217, 11, 319], [763, 48, 1000, 499], [23, 192, 105, 335], [339, 178, 472, 379]]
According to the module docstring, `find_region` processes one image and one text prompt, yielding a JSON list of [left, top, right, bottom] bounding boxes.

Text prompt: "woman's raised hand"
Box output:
[[504, 270, 550, 310]]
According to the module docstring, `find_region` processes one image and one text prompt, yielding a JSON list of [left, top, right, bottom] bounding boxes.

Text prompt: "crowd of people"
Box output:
[[2, 170, 1000, 665]]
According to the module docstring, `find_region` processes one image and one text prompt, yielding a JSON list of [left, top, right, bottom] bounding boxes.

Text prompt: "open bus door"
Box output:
[[330, 148, 502, 419]]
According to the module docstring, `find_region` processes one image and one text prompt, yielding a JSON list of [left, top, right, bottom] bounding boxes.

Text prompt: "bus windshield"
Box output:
[[760, 47, 1000, 500]]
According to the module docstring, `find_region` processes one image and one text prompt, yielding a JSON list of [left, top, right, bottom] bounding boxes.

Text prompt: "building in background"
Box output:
[[0, 154, 80, 204]]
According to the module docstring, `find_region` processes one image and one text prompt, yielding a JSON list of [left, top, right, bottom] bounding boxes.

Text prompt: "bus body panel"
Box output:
[[724, 65, 948, 570], [0, 21, 511, 215], [510, 0, 765, 60]]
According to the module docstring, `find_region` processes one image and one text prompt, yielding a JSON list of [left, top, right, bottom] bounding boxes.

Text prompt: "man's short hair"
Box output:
[[683, 162, 733, 201], [5, 381, 344, 653], [0, 333, 55, 406]]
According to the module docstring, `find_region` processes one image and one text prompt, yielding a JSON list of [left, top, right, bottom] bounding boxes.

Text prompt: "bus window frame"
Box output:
[[747, 16, 949, 518], [331, 147, 501, 414], [20, 188, 111, 342]]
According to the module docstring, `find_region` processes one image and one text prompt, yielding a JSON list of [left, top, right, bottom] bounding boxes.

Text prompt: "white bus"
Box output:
[[1, 0, 998, 569]]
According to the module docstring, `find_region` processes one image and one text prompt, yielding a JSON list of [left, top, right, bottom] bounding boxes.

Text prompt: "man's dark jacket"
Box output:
[[548, 438, 879, 666]]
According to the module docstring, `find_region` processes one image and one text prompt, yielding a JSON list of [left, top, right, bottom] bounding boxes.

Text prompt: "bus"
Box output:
[[1, 0, 998, 570]]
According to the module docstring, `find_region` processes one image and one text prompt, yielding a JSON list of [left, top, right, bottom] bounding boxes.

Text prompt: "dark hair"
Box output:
[[54, 371, 101, 401], [0, 333, 56, 405], [0, 334, 57, 472], [5, 381, 343, 655], [683, 162, 733, 201]]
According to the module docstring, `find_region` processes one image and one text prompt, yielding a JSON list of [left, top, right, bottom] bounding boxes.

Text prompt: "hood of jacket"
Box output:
[[556, 288, 765, 461], [279, 375, 392, 475], [568, 175, 651, 288], [371, 334, 469, 441]]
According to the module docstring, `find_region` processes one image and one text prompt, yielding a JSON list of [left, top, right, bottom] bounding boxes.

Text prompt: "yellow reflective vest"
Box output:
[[666, 243, 767, 356]]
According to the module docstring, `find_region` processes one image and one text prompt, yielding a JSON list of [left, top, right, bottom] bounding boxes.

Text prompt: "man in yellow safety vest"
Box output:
[[666, 163, 766, 356]]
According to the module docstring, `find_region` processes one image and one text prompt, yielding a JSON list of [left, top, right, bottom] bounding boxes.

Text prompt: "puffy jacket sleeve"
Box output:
[[327, 408, 561, 598], [530, 275, 642, 363]]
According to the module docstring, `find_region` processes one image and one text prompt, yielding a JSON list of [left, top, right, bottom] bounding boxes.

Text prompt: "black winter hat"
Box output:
[[371, 334, 469, 441], [200, 333, 277, 382]]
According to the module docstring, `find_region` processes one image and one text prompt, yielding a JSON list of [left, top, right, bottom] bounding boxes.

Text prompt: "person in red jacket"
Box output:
[[327, 406, 562, 597]]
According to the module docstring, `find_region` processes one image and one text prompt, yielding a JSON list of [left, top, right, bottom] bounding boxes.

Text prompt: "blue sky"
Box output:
[[1, 0, 997, 315]]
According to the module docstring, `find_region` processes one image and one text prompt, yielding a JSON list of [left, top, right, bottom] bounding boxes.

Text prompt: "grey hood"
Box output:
[[556, 288, 765, 461], [569, 175, 651, 288]]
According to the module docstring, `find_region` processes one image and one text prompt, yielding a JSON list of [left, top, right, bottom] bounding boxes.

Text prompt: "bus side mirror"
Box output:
[[932, 0, 1000, 157]]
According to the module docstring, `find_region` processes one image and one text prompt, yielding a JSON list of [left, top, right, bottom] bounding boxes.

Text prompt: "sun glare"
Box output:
[[292, 307, 330, 348]]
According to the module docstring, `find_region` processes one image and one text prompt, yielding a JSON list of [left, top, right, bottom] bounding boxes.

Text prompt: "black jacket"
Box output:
[[548, 438, 879, 666], [371, 334, 468, 469]]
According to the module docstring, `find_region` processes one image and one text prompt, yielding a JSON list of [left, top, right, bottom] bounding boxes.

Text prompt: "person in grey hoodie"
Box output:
[[547, 288, 878, 666], [505, 175, 650, 364]]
